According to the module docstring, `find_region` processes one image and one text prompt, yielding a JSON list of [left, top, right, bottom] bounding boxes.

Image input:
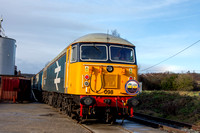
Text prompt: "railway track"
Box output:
[[81, 122, 133, 133], [55, 108, 133, 133], [128, 112, 200, 133], [49, 103, 200, 133]]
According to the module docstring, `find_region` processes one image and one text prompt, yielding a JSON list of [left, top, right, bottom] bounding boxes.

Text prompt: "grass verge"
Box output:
[[135, 91, 200, 126]]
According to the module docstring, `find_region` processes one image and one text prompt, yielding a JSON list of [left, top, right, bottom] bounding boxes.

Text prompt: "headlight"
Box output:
[[107, 66, 114, 72], [80, 96, 96, 106]]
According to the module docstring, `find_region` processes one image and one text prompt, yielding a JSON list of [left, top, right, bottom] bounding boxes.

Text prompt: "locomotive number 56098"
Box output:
[[104, 90, 113, 94]]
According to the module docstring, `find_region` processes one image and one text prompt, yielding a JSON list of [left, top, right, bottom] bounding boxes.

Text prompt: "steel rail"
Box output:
[[127, 112, 200, 133], [128, 116, 186, 133], [134, 112, 200, 131]]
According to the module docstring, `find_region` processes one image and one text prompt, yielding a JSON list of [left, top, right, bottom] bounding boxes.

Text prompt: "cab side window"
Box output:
[[71, 45, 77, 62]]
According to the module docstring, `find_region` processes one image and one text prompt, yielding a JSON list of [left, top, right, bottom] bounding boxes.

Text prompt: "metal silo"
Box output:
[[0, 36, 16, 75]]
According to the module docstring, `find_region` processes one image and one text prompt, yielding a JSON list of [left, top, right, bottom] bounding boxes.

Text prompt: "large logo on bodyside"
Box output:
[[54, 61, 61, 91], [125, 80, 140, 95]]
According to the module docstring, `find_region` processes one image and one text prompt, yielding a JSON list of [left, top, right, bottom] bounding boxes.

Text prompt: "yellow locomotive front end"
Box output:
[[65, 33, 141, 122], [67, 34, 141, 96], [70, 62, 139, 96]]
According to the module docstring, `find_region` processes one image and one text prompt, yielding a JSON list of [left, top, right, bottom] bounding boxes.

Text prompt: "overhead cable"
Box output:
[[141, 39, 200, 72]]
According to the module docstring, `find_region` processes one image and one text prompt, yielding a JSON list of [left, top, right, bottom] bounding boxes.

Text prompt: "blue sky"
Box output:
[[0, 0, 200, 74]]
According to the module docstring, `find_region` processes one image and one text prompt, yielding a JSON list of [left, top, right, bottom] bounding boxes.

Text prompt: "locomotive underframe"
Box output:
[[42, 90, 134, 123]]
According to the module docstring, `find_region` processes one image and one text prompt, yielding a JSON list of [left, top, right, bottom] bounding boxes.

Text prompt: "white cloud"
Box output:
[[139, 63, 185, 73]]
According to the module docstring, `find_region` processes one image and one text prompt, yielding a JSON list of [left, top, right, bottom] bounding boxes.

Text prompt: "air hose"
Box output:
[[89, 73, 104, 94]]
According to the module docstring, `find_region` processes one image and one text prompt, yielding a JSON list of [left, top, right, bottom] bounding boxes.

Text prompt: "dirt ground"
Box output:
[[0, 103, 89, 133]]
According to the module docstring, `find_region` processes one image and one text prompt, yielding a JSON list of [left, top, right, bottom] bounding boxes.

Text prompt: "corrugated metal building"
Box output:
[[0, 76, 31, 102]]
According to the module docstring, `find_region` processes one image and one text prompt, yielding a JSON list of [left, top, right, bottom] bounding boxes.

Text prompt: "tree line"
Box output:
[[139, 72, 200, 91]]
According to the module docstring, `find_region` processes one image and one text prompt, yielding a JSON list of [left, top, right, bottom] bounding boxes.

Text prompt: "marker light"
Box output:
[[84, 81, 90, 87], [129, 76, 133, 80], [85, 74, 90, 80]]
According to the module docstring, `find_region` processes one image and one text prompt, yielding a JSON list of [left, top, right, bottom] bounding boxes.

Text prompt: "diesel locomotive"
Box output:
[[32, 33, 141, 123]]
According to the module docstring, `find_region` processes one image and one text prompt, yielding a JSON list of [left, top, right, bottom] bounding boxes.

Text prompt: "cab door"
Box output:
[[65, 49, 70, 93]]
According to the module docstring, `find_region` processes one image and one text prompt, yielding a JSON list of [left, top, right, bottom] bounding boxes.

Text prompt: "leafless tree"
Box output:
[[111, 29, 120, 37]]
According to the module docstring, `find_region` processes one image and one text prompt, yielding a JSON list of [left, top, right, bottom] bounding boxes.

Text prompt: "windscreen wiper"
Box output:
[[93, 44, 102, 53]]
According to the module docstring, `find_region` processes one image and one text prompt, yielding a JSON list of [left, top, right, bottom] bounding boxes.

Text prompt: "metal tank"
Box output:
[[0, 36, 16, 75]]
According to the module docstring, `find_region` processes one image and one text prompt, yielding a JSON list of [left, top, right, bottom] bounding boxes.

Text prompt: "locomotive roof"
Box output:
[[43, 33, 134, 69], [72, 33, 135, 46]]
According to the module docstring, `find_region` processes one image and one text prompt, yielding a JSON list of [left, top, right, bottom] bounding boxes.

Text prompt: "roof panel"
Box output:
[[72, 33, 134, 46]]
